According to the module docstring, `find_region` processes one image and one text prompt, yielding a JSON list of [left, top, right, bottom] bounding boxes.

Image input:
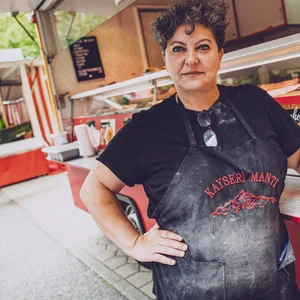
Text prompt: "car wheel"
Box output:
[[125, 204, 143, 234]]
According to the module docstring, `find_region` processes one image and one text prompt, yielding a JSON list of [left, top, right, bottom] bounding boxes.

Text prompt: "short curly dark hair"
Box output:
[[152, 0, 229, 52]]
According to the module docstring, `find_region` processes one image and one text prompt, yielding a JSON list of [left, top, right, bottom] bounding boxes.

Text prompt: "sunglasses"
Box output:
[[197, 110, 218, 146]]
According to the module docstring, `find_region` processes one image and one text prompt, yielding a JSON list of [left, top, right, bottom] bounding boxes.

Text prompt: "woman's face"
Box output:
[[163, 24, 224, 93]]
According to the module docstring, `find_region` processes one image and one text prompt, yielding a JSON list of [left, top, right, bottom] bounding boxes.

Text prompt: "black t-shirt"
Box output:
[[97, 84, 300, 217]]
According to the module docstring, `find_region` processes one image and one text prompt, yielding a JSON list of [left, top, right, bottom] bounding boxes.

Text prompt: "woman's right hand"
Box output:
[[130, 223, 188, 265]]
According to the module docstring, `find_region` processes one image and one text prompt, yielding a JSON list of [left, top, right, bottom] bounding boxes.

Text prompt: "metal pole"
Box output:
[[33, 12, 61, 133]]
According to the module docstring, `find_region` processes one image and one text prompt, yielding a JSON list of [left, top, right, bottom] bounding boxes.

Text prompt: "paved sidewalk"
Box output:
[[1, 173, 155, 300], [0, 192, 127, 300]]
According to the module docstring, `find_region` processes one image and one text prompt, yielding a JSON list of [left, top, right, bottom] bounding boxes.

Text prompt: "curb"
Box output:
[[7, 195, 153, 300]]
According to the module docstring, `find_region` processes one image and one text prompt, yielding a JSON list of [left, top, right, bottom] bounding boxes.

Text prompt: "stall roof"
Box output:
[[0, 0, 137, 15], [0, 49, 24, 63]]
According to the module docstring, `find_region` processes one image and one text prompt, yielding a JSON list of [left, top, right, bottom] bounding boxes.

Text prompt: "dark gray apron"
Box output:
[[151, 91, 298, 300]]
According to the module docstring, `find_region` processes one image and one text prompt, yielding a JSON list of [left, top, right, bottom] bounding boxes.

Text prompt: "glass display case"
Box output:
[[70, 33, 300, 119], [219, 33, 300, 88]]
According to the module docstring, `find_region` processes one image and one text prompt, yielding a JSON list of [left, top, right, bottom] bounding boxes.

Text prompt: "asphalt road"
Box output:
[[0, 193, 127, 300]]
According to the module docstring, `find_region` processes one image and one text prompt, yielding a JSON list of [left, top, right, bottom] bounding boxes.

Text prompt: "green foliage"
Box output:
[[0, 12, 39, 58], [0, 11, 110, 58], [55, 11, 109, 48]]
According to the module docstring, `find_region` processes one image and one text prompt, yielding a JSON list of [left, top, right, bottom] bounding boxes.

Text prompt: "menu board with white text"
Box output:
[[70, 36, 105, 82]]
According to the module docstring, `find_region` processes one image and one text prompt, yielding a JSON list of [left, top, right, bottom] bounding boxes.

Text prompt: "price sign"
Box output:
[[69, 36, 105, 82]]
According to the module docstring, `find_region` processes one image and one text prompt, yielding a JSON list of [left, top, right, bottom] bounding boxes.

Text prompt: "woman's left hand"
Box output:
[[130, 223, 188, 265]]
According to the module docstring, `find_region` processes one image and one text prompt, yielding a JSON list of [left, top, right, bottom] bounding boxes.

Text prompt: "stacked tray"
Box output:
[[42, 142, 80, 161]]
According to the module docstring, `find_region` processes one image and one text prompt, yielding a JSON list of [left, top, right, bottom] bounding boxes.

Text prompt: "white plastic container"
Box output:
[[50, 132, 68, 146], [42, 142, 80, 161], [74, 124, 95, 157]]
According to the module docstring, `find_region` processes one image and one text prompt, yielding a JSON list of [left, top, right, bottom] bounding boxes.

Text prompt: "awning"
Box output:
[[0, 0, 136, 15]]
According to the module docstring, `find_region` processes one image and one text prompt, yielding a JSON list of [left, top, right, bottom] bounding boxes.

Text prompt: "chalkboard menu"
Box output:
[[70, 36, 105, 82]]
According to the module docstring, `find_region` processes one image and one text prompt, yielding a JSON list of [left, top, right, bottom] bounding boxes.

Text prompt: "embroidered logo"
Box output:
[[210, 190, 276, 216]]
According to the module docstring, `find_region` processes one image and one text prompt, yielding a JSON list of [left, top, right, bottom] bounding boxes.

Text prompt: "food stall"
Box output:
[[0, 50, 52, 187], [44, 33, 299, 287]]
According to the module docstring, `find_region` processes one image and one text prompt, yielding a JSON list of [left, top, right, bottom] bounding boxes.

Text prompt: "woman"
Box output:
[[80, 0, 300, 299]]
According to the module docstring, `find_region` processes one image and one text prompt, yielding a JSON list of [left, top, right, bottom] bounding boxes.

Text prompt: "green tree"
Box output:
[[0, 11, 109, 58], [0, 12, 39, 58], [55, 11, 109, 48]]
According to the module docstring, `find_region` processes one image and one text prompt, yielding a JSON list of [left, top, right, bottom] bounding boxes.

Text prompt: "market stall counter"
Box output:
[[0, 137, 49, 187], [63, 155, 156, 233], [62, 32, 300, 290], [62, 155, 300, 289]]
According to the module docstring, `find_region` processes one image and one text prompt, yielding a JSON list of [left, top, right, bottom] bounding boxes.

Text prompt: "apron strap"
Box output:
[[176, 94, 198, 147], [219, 88, 257, 140], [176, 88, 257, 146]]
